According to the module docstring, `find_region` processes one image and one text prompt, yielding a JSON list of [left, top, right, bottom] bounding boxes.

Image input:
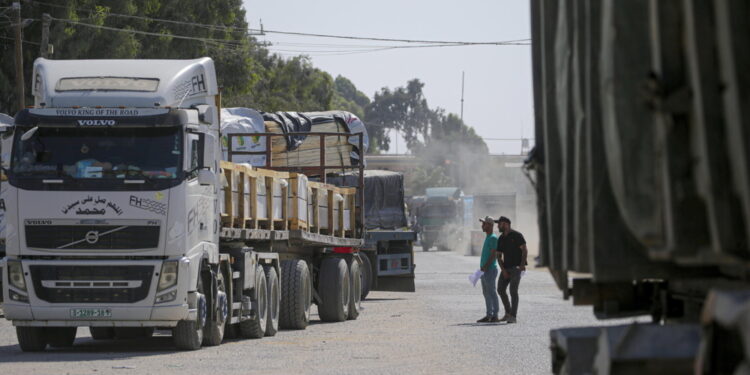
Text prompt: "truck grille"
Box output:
[[25, 225, 160, 250], [30, 265, 154, 303]]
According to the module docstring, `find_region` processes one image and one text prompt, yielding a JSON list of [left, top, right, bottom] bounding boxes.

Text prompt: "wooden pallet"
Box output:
[[220, 161, 290, 230], [219, 160, 357, 239]]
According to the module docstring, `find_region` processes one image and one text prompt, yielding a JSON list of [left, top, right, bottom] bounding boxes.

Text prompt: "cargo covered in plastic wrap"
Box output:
[[327, 170, 408, 230], [220, 108, 368, 173], [219, 161, 290, 230]]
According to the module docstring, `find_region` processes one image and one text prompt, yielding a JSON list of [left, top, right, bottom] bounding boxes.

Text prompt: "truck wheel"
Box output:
[[46, 327, 77, 348], [360, 254, 372, 300], [89, 327, 115, 340], [422, 242, 432, 251], [348, 259, 362, 320], [264, 265, 280, 337], [280, 259, 312, 330], [240, 265, 267, 339], [204, 270, 228, 346], [318, 257, 350, 322], [16, 327, 47, 352], [173, 275, 207, 350]]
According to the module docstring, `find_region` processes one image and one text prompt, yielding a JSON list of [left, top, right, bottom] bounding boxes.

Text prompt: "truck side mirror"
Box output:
[[201, 132, 215, 170], [197, 169, 214, 186]]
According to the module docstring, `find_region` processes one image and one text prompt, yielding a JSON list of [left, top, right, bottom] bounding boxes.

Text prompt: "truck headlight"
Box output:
[[9, 289, 28, 303], [7, 260, 26, 291], [157, 261, 179, 292], [155, 290, 177, 304]]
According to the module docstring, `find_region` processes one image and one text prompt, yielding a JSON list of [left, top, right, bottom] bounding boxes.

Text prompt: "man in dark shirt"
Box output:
[[495, 216, 527, 323]]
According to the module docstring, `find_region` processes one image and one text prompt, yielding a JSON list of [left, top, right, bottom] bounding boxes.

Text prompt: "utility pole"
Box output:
[[40, 13, 52, 58], [13, 2, 25, 111], [460, 71, 465, 122]]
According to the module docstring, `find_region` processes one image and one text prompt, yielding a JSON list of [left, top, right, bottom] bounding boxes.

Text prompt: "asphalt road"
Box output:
[[0, 249, 634, 374]]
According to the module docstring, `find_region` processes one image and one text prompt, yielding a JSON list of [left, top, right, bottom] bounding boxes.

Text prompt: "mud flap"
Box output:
[[373, 253, 415, 292]]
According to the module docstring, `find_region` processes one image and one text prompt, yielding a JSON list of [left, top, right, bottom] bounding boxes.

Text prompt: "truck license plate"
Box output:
[[70, 308, 112, 318]]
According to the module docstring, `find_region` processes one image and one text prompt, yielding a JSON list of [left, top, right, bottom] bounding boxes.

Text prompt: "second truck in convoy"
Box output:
[[0, 57, 413, 351]]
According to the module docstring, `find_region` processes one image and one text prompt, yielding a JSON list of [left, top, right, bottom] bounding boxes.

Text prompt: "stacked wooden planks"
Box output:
[[265, 119, 353, 168]]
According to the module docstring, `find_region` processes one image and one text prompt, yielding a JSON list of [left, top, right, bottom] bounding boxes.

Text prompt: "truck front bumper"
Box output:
[[5, 301, 188, 327], [3, 257, 193, 327]]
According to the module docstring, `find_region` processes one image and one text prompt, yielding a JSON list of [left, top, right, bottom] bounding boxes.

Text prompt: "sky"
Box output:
[[242, 0, 534, 155]]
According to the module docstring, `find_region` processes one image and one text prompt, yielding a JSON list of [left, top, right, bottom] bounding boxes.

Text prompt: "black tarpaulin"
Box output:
[[261, 112, 313, 151], [327, 170, 407, 230]]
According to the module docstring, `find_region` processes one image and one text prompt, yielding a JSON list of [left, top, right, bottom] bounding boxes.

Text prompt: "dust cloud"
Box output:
[[406, 142, 539, 259]]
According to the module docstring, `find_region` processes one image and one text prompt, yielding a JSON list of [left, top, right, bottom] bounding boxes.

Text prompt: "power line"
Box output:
[[31, 0, 529, 48], [260, 29, 529, 46]]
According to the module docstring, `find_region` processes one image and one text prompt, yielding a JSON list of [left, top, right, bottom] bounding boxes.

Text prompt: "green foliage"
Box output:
[[334, 75, 369, 108], [226, 54, 334, 111], [330, 75, 369, 118], [364, 79, 435, 152]]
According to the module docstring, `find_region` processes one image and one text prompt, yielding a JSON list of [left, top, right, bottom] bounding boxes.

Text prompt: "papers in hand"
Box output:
[[469, 269, 484, 287]]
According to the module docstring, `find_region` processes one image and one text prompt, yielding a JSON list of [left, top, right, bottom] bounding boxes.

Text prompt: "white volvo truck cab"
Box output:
[[0, 58, 257, 351]]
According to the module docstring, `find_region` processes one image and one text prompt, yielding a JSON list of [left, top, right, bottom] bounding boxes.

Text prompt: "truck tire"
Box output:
[[89, 327, 115, 340], [318, 257, 350, 322], [280, 259, 312, 330], [46, 327, 77, 348], [348, 259, 362, 320], [264, 265, 280, 337], [239, 265, 267, 339], [173, 274, 206, 351], [360, 254, 372, 300], [422, 242, 432, 251], [203, 269, 228, 346], [16, 327, 47, 352]]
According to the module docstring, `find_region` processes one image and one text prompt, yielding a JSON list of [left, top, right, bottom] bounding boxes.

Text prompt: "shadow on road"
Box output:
[[0, 336, 179, 362], [450, 322, 509, 327], [361, 298, 405, 302], [0, 319, 342, 361]]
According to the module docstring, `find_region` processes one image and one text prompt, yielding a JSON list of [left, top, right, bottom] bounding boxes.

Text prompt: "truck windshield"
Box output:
[[11, 126, 182, 180]]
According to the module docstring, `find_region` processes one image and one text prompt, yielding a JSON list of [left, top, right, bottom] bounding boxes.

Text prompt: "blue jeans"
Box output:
[[480, 267, 499, 318]]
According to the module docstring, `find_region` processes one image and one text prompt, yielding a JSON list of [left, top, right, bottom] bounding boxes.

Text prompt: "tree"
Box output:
[[364, 79, 435, 152], [334, 75, 369, 108], [226, 54, 334, 111]]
